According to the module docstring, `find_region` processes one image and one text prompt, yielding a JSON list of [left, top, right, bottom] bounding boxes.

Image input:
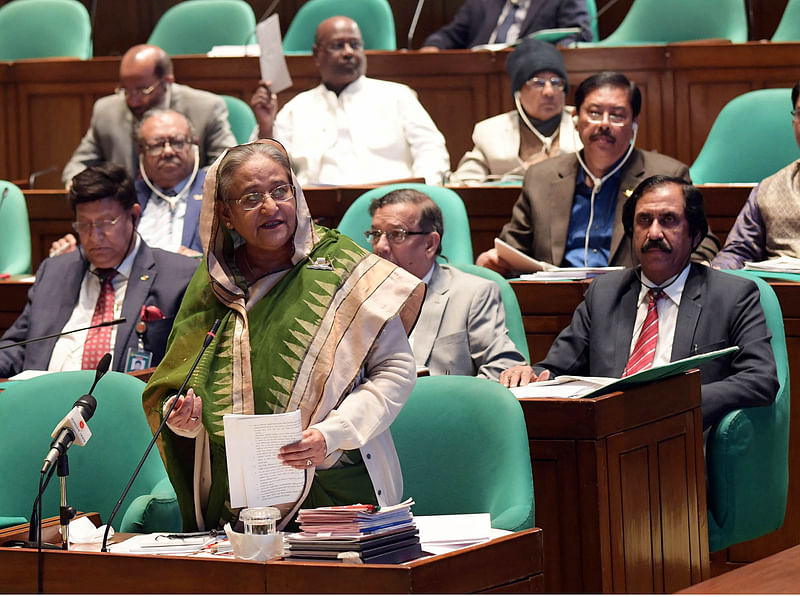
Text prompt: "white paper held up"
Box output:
[[256, 14, 292, 94]]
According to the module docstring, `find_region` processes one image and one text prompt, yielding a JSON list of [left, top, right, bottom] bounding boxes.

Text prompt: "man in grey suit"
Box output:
[[61, 44, 236, 186], [0, 163, 198, 376], [477, 71, 720, 275], [367, 188, 527, 380], [501, 176, 777, 430]]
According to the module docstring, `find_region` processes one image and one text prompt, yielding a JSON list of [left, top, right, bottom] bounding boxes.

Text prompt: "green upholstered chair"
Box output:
[[690, 89, 799, 184], [451, 263, 530, 362], [0, 371, 181, 533], [337, 183, 474, 264], [0, 0, 92, 60], [585, 0, 599, 42], [391, 375, 534, 531], [772, 0, 800, 41], [593, 0, 747, 45], [221, 95, 257, 144], [706, 271, 790, 551], [147, 0, 257, 56], [0, 181, 31, 275], [282, 0, 396, 54]]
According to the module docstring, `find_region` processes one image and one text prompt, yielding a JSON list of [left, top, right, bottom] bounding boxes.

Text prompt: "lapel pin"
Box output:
[[624, 188, 634, 197], [140, 274, 150, 281]]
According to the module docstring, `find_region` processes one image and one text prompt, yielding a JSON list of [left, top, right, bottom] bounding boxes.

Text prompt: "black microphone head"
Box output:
[[96, 352, 112, 375], [73, 394, 98, 421]]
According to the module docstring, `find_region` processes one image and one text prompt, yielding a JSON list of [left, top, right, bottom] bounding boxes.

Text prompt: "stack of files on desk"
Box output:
[[520, 266, 623, 280], [285, 498, 421, 564], [744, 256, 800, 273]]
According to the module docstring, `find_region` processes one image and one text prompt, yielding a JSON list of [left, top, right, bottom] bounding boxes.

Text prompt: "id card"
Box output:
[[125, 348, 153, 372]]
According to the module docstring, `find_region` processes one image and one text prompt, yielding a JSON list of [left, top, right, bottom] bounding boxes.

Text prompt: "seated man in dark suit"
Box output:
[[476, 71, 720, 275], [368, 188, 527, 379], [501, 175, 777, 430], [62, 44, 235, 186], [0, 163, 199, 376], [420, 0, 593, 50]]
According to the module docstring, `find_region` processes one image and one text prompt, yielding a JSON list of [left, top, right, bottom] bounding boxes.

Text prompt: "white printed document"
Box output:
[[223, 410, 304, 509]]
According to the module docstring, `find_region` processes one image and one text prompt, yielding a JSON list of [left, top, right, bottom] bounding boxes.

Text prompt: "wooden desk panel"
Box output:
[[521, 372, 709, 593]]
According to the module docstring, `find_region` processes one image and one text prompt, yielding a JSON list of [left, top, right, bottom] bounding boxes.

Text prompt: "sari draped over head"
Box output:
[[143, 139, 424, 531]]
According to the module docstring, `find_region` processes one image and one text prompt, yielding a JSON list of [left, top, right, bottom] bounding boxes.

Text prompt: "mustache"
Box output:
[[641, 238, 672, 253], [589, 131, 616, 143]]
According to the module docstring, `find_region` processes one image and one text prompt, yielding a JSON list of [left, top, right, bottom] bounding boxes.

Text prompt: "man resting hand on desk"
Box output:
[[500, 176, 777, 431]]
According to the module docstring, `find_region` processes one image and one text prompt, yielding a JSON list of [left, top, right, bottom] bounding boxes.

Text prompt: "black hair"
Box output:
[[69, 163, 137, 212], [792, 80, 800, 108], [574, 71, 642, 119]]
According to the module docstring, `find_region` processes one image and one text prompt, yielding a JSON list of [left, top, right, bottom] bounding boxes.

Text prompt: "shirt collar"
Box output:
[[639, 262, 691, 306], [89, 234, 141, 281], [420, 262, 435, 284], [576, 151, 628, 187]]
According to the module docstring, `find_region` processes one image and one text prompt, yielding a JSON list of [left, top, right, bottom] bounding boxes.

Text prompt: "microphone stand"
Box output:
[[57, 453, 76, 550], [101, 319, 221, 552]]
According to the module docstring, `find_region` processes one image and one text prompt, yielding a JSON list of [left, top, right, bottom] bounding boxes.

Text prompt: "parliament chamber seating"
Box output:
[[707, 271, 790, 551], [337, 183, 474, 264], [0, 372, 182, 533], [147, 0, 257, 55], [391, 375, 535, 532], [221, 94, 257, 144], [282, 0, 397, 54], [690, 88, 800, 184], [0, 181, 31, 275], [0, 0, 91, 60]]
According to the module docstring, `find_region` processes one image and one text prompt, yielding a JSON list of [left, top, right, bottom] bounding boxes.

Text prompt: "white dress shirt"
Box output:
[[137, 174, 192, 252]]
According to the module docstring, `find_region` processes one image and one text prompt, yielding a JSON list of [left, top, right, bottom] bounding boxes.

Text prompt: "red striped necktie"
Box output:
[[623, 289, 662, 377], [81, 269, 117, 370]]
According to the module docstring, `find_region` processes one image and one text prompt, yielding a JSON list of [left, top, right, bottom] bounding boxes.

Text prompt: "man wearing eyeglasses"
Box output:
[[249, 16, 450, 185], [476, 71, 720, 275], [51, 109, 205, 258], [367, 188, 527, 379], [0, 163, 198, 377], [61, 44, 235, 186], [712, 80, 800, 270], [450, 37, 580, 184]]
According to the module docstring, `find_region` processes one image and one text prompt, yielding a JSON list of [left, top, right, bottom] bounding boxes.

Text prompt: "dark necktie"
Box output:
[[495, 1, 520, 43]]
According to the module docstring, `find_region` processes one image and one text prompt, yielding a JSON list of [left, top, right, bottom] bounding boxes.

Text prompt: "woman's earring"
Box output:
[[225, 221, 233, 229]]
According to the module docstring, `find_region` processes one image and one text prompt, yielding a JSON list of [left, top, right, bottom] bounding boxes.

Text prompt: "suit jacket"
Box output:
[[62, 83, 236, 184], [538, 264, 778, 429], [0, 242, 199, 376], [499, 148, 721, 267], [135, 170, 206, 253], [422, 0, 593, 49], [413, 264, 527, 380], [450, 108, 579, 184]]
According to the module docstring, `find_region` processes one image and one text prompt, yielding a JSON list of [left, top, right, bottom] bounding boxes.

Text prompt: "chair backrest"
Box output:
[[585, 0, 599, 42], [706, 270, 790, 551], [597, 0, 748, 45], [337, 183, 474, 264], [0, 371, 181, 532], [391, 375, 534, 531], [147, 0, 257, 55], [282, 0, 397, 54], [451, 263, 530, 361], [221, 95, 257, 144], [772, 0, 800, 41], [690, 88, 799, 184], [0, 181, 31, 275], [0, 0, 92, 60]]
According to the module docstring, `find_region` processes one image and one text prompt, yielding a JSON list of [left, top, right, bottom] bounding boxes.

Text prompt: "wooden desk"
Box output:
[[512, 278, 800, 574], [677, 542, 800, 594], [521, 371, 709, 593], [0, 518, 544, 593]]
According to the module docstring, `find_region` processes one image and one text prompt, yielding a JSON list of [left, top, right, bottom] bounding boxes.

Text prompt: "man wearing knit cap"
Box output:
[[450, 38, 579, 184]]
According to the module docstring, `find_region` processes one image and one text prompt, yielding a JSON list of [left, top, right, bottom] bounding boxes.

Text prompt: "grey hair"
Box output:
[[216, 142, 293, 204], [132, 108, 196, 147]]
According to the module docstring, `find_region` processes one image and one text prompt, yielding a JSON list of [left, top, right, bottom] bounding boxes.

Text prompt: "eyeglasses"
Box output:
[[324, 39, 363, 52], [525, 76, 565, 91], [583, 109, 629, 126], [143, 137, 192, 156], [364, 228, 429, 244], [115, 79, 164, 100], [792, 109, 799, 120], [72, 215, 123, 235], [234, 184, 295, 210]]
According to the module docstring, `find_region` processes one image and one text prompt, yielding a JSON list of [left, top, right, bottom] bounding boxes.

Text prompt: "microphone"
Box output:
[[0, 317, 126, 351], [28, 165, 57, 189], [40, 353, 111, 474], [0, 186, 8, 213], [407, 0, 426, 49], [101, 319, 221, 551]]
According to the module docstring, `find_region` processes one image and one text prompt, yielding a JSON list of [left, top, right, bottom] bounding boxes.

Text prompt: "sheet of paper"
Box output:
[[413, 513, 492, 545], [509, 376, 615, 399], [744, 255, 800, 273], [494, 238, 555, 273], [256, 14, 292, 93], [223, 410, 304, 509]]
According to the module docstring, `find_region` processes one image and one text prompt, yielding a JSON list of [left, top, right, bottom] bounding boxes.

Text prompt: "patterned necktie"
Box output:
[[494, 1, 519, 43], [81, 270, 117, 370], [623, 290, 661, 377]]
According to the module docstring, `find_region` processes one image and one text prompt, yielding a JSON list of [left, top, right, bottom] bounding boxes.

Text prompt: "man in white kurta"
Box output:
[[250, 17, 450, 185]]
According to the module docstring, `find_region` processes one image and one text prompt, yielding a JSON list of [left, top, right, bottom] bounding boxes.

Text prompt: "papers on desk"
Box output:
[[8, 370, 50, 381], [510, 346, 739, 399], [520, 266, 624, 280], [744, 256, 800, 273], [111, 532, 233, 556], [223, 410, 304, 509], [495, 238, 622, 279], [414, 513, 510, 556]]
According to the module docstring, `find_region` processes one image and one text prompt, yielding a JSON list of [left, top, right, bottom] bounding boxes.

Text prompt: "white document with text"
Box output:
[[223, 410, 304, 509]]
